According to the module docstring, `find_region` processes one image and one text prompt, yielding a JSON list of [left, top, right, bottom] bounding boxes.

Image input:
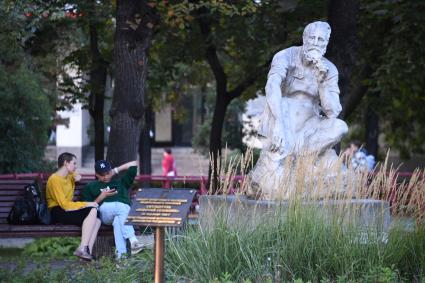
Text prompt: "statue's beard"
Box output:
[[303, 46, 325, 64], [303, 46, 328, 75]]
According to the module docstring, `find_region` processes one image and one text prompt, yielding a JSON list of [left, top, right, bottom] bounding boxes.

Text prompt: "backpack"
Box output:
[[7, 182, 51, 225]]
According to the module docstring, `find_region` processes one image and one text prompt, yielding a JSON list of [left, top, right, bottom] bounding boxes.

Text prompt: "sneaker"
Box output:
[[85, 246, 96, 261], [130, 240, 144, 255], [73, 247, 93, 261]]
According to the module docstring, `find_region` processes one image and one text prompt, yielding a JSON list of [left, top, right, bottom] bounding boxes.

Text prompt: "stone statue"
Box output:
[[249, 21, 348, 199]]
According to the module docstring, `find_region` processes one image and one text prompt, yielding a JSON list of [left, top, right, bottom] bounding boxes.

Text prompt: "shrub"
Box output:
[[0, 64, 51, 173], [23, 237, 80, 259]]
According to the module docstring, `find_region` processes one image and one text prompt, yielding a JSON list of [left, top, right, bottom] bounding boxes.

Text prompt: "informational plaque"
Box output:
[[127, 188, 196, 227]]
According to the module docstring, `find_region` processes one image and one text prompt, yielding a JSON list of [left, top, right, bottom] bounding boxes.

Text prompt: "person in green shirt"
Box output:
[[82, 160, 144, 258]]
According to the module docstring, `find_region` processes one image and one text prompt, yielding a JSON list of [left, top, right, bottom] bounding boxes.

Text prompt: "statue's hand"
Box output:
[[315, 59, 328, 83], [269, 128, 286, 155]]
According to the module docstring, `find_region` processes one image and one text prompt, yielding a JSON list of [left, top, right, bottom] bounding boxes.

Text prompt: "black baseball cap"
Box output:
[[95, 160, 112, 175]]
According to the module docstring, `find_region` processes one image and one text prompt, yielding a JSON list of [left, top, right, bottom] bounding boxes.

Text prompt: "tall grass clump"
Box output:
[[166, 149, 425, 282]]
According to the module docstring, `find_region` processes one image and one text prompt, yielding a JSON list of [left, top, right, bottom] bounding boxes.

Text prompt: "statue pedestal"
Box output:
[[199, 195, 391, 235]]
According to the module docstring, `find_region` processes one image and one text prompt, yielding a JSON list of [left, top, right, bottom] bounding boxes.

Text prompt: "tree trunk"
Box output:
[[365, 93, 379, 158], [327, 0, 360, 154], [327, 0, 359, 105], [87, 1, 108, 162], [88, 24, 107, 162], [208, 91, 231, 192], [197, 9, 266, 193], [107, 0, 158, 167], [139, 104, 153, 188]]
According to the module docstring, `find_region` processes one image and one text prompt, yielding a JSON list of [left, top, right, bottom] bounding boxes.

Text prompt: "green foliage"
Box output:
[[166, 206, 425, 282], [0, 63, 50, 173], [23, 237, 79, 258], [149, 0, 327, 157], [360, 0, 425, 158], [383, 223, 425, 279], [192, 94, 245, 156], [0, 251, 154, 283], [0, 1, 79, 173]]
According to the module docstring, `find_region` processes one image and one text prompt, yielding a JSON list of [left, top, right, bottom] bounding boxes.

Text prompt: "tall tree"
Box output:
[[87, 0, 109, 161], [0, 1, 51, 173], [107, 0, 159, 167], [338, 0, 425, 158], [327, 0, 360, 117], [156, 1, 326, 191]]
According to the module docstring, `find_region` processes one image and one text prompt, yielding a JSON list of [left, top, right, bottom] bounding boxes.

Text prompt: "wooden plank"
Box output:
[[0, 224, 113, 232], [0, 213, 8, 221], [0, 224, 113, 238], [0, 207, 11, 213], [0, 202, 14, 207], [0, 180, 35, 185], [0, 191, 25, 196], [0, 196, 20, 202]]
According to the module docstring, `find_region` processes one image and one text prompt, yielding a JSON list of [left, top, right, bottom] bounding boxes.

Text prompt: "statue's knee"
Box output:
[[334, 119, 348, 136]]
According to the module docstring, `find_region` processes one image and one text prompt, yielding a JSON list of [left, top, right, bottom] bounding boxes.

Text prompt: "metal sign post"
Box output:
[[127, 188, 196, 283], [154, 226, 165, 283]]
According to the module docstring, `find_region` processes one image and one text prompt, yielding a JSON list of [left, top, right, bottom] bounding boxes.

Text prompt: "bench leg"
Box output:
[[92, 235, 115, 258]]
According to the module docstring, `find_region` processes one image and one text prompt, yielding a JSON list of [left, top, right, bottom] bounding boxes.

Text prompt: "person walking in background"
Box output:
[[46, 152, 101, 261], [82, 160, 144, 259], [162, 148, 177, 188]]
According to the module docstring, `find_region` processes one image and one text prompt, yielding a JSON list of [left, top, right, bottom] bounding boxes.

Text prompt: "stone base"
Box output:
[[199, 195, 391, 233]]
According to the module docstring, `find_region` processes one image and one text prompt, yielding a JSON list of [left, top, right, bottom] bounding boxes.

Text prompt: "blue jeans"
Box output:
[[99, 202, 135, 257]]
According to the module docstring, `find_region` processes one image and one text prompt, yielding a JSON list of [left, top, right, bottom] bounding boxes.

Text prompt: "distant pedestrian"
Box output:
[[343, 140, 375, 172], [162, 148, 177, 188]]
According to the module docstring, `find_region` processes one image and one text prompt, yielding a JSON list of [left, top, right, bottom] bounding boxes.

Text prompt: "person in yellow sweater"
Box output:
[[46, 152, 114, 261]]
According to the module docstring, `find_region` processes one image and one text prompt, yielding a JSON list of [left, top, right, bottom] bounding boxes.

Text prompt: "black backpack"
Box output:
[[7, 182, 51, 225]]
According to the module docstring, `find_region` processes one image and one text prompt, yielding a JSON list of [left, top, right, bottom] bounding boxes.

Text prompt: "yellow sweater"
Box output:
[[46, 173, 87, 211]]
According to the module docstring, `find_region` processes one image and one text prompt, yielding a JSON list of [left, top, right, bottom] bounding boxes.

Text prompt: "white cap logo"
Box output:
[[100, 163, 106, 168]]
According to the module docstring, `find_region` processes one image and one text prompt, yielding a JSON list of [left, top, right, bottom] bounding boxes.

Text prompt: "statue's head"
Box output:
[[302, 21, 331, 63]]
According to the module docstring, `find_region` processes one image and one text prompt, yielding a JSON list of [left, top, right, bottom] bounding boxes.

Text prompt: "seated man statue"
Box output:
[[249, 21, 348, 199], [82, 160, 144, 259]]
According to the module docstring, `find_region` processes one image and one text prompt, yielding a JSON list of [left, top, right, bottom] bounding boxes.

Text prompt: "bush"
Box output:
[[23, 237, 79, 259], [0, 64, 51, 173]]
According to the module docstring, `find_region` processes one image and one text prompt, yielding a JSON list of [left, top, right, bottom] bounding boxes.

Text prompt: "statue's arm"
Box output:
[[265, 51, 289, 124], [265, 74, 284, 121], [319, 67, 342, 118], [262, 50, 292, 153]]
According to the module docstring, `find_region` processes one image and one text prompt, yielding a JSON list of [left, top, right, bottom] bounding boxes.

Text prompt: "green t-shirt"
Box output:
[[82, 166, 137, 206]]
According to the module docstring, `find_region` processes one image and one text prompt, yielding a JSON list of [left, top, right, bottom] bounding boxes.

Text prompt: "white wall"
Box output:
[[56, 103, 90, 147]]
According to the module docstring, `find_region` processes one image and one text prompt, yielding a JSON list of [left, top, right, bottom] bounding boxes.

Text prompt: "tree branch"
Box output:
[[228, 60, 271, 100], [197, 8, 227, 93], [340, 64, 371, 119]]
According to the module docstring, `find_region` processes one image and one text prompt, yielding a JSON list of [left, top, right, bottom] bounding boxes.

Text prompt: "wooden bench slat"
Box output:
[[0, 207, 11, 213], [0, 192, 25, 196], [0, 196, 21, 201], [0, 224, 112, 232], [0, 224, 113, 238], [0, 213, 9, 221]]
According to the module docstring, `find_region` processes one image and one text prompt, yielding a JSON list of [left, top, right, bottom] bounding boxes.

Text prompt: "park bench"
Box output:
[[0, 176, 116, 256]]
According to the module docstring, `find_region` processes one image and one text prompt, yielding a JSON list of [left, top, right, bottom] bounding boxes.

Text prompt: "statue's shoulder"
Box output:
[[322, 57, 338, 76], [273, 46, 299, 60]]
